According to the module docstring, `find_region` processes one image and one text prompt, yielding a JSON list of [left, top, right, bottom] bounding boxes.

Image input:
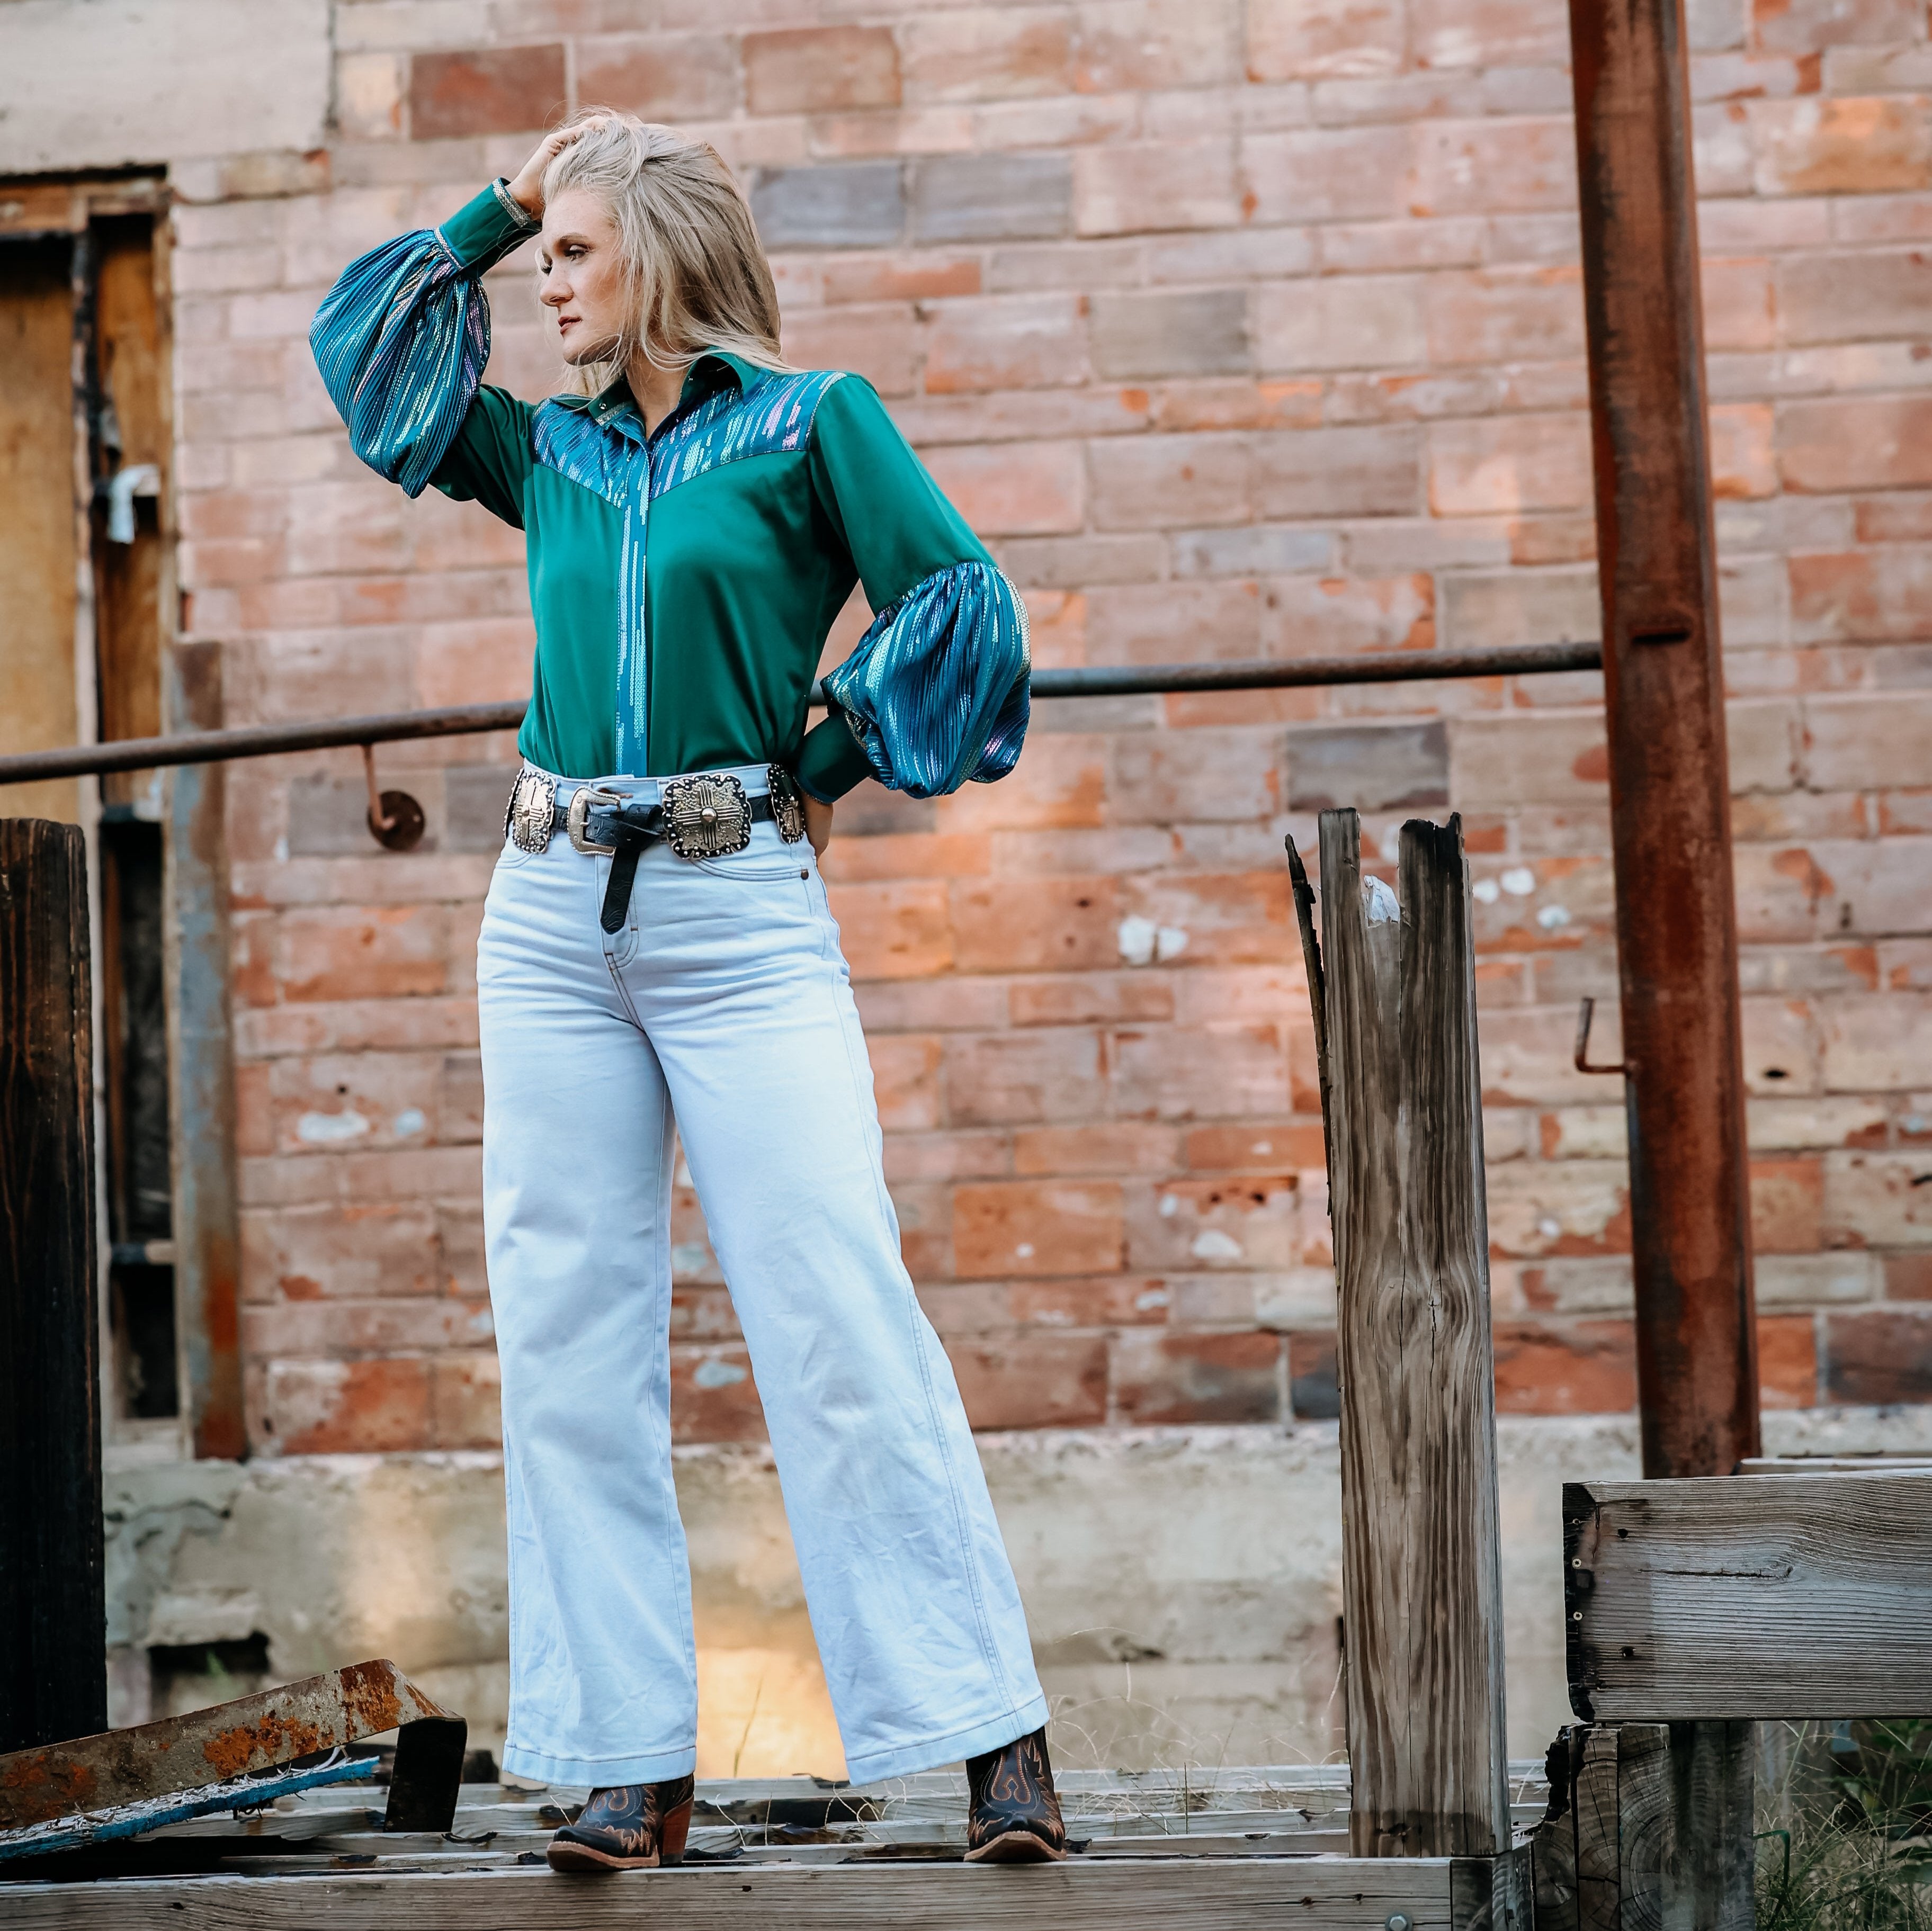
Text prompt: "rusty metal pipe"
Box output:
[[0, 642, 1602, 788], [1568, 0, 1759, 1476]]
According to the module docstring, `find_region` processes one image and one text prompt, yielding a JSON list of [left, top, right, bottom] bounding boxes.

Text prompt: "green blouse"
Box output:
[[311, 183, 1030, 801]]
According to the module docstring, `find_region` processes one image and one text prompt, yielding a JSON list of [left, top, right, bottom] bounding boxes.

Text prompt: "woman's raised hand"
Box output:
[[505, 119, 602, 218]]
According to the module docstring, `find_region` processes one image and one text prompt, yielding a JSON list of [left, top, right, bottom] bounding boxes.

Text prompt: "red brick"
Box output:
[[1014, 1123, 1183, 1175], [1492, 1319, 1637, 1414], [1247, 0, 1403, 78], [1752, 97, 1932, 196], [1008, 974, 1175, 1028], [575, 34, 739, 119], [408, 46, 567, 140], [670, 1346, 768, 1443], [1823, 1309, 1932, 1404], [1079, 0, 1240, 88], [1184, 1121, 1328, 1170], [1751, 1156, 1824, 1252], [1791, 550, 1932, 643], [1425, 266, 1585, 366], [432, 1352, 502, 1447], [1125, 1173, 1310, 1270], [1753, 0, 1918, 50], [1111, 1022, 1292, 1122], [745, 25, 900, 113], [919, 439, 1086, 534], [1287, 1331, 1339, 1418], [870, 1033, 944, 1130], [1087, 432, 1251, 529], [825, 881, 953, 980], [922, 294, 1088, 393], [1007, 1274, 1176, 1325], [950, 1334, 1110, 1428], [1242, 125, 1414, 225], [1757, 1314, 1819, 1409], [782, 305, 918, 398], [944, 1028, 1107, 1125], [1114, 1330, 1282, 1424], [1428, 413, 1592, 517], [824, 256, 981, 304], [1884, 1253, 1932, 1299], [260, 1357, 433, 1454], [1411, 118, 1578, 215], [900, 9, 1076, 103], [951, 876, 1121, 973], [1074, 139, 1243, 237], [953, 1180, 1126, 1277], [1262, 574, 1436, 655]]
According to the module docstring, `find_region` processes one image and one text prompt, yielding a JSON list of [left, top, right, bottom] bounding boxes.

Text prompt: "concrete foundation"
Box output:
[[105, 1407, 1932, 1778]]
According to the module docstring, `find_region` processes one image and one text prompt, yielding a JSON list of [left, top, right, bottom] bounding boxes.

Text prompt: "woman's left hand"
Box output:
[[804, 796, 833, 859]]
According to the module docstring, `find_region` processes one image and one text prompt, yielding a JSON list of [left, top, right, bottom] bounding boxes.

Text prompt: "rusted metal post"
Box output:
[[1566, 0, 1759, 1478], [0, 820, 105, 1752]]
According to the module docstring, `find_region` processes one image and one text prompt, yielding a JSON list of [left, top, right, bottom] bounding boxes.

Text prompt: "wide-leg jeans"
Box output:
[[477, 781, 1048, 1787]]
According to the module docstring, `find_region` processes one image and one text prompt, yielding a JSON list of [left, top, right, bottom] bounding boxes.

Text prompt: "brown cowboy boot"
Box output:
[[546, 1775, 695, 1872], [964, 1727, 1067, 1863]]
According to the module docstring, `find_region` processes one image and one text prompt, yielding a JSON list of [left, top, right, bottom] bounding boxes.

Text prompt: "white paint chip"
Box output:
[[1015, 1242, 1036, 1259], [1117, 915, 1158, 965], [1134, 1289, 1170, 1310], [1471, 876, 1500, 904], [1191, 1229, 1245, 1261], [1155, 925, 1189, 962], [391, 1109, 426, 1137], [1537, 904, 1572, 930], [693, 1358, 748, 1389], [1501, 867, 1537, 896], [296, 1110, 369, 1144]]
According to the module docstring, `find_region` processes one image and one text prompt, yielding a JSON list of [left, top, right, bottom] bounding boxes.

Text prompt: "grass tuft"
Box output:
[[1760, 1721, 1932, 1931]]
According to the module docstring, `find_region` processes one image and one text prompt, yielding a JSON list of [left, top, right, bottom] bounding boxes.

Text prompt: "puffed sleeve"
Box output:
[[799, 376, 1030, 803], [309, 182, 538, 511]]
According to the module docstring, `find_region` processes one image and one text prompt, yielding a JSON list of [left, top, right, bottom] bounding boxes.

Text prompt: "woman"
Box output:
[[311, 113, 1063, 1871]]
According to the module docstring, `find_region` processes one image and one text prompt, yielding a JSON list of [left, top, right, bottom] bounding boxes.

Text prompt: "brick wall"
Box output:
[[173, 0, 1932, 1457]]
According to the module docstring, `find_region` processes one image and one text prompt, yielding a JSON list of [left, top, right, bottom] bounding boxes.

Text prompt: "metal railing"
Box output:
[[0, 642, 1602, 786]]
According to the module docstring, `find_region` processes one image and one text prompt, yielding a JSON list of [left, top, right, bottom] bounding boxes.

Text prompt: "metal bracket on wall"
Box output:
[[361, 742, 426, 851], [1572, 997, 1631, 1078], [0, 1659, 466, 1846]]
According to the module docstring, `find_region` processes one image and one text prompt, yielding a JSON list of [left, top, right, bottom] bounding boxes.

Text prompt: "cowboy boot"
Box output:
[[546, 1774, 695, 1872], [964, 1727, 1067, 1863]]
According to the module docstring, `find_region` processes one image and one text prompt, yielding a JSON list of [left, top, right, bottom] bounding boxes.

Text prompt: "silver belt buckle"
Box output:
[[506, 771, 556, 853], [663, 773, 752, 860], [567, 785, 624, 855]]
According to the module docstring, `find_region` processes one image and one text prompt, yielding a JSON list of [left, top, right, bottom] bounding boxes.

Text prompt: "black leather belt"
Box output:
[[576, 793, 784, 934]]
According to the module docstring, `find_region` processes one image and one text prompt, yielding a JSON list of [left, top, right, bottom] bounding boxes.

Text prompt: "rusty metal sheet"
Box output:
[[0, 1659, 464, 1837]]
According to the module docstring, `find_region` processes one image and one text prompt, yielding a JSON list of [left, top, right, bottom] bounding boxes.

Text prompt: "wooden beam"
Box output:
[[1566, 1471, 1932, 1721], [1533, 1725, 1752, 1931], [0, 1851, 1531, 1931], [1315, 811, 1509, 1858], [0, 820, 104, 1752]]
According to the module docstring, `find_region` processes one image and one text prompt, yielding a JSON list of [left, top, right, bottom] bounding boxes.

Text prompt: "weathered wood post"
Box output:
[[1291, 809, 1510, 1858], [0, 819, 105, 1752]]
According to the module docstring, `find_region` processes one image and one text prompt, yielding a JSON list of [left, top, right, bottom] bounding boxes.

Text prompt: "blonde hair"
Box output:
[[541, 111, 791, 395]]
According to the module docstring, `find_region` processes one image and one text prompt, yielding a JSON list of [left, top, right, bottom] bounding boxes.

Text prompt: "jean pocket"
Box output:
[[691, 849, 816, 884]]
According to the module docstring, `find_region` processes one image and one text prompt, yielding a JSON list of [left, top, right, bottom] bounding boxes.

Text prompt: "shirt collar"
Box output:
[[580, 351, 767, 442]]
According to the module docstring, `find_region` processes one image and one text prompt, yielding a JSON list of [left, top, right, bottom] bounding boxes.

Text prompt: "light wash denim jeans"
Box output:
[[477, 770, 1048, 1788]]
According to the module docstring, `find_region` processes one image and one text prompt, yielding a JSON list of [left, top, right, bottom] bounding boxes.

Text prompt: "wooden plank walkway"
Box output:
[[0, 1767, 1552, 1929]]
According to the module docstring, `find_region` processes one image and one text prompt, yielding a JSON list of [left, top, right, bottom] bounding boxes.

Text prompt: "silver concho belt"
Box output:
[[503, 766, 807, 861]]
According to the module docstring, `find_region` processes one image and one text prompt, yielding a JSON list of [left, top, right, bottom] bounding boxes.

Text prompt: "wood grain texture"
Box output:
[[1572, 1729, 1619, 1931], [1565, 1473, 1932, 1720], [1666, 1723, 1754, 1931], [0, 1853, 1473, 1930], [0, 821, 102, 1753], [1529, 1731, 1579, 1931], [1616, 1727, 1671, 1931], [1318, 811, 1509, 1858]]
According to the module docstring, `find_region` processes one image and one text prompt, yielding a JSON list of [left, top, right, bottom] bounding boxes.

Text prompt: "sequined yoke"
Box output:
[[310, 181, 1030, 801]]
